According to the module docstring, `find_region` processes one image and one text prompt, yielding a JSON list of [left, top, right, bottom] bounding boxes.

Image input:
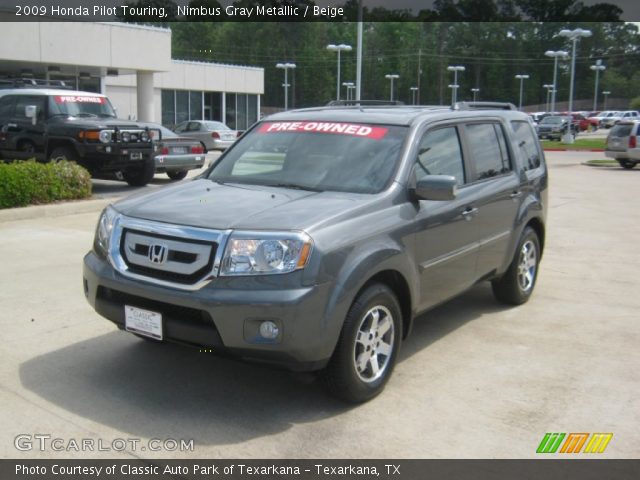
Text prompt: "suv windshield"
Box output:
[[208, 121, 407, 193], [47, 95, 116, 118]]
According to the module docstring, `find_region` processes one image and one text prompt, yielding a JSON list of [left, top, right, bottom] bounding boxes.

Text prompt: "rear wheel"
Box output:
[[492, 227, 540, 305], [123, 158, 155, 186], [618, 159, 637, 170], [322, 283, 402, 403], [167, 170, 188, 180]]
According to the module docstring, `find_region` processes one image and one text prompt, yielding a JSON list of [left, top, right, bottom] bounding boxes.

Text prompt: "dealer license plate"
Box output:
[[125, 305, 162, 340], [130, 152, 143, 160], [172, 146, 188, 154]]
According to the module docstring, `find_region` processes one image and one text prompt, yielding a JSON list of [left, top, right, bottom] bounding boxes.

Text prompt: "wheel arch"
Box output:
[[358, 270, 413, 340]]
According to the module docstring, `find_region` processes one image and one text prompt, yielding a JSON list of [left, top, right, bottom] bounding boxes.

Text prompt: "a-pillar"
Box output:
[[136, 71, 154, 122]]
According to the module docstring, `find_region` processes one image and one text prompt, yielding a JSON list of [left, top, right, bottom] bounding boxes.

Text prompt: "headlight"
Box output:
[[140, 131, 149, 142], [121, 132, 131, 143], [99, 130, 112, 143], [94, 206, 118, 258], [220, 232, 312, 276]]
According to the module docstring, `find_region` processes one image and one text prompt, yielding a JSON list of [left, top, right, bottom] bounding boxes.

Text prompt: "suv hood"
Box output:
[[114, 179, 374, 232], [49, 117, 146, 129]]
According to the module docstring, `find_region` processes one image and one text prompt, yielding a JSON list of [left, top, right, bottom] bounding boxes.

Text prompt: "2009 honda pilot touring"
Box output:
[[84, 102, 547, 403]]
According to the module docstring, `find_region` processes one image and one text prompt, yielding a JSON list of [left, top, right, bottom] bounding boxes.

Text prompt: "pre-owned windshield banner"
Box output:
[[258, 121, 388, 139]]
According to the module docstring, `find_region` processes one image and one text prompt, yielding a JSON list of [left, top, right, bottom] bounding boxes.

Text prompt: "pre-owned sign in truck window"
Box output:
[[258, 121, 388, 139]]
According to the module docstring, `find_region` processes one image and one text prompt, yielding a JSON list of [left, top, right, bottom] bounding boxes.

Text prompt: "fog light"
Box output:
[[259, 321, 279, 339], [105, 146, 111, 153]]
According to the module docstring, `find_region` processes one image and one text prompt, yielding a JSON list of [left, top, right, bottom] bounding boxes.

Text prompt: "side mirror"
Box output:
[[25, 105, 37, 125], [413, 175, 457, 201]]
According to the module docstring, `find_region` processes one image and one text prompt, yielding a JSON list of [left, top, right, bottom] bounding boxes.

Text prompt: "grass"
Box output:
[[540, 138, 605, 150], [584, 159, 618, 167]]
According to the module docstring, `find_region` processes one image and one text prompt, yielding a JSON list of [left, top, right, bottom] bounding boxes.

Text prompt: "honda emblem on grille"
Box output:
[[148, 243, 168, 265]]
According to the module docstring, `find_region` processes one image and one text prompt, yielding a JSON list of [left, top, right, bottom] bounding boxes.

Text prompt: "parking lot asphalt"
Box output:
[[0, 151, 638, 459]]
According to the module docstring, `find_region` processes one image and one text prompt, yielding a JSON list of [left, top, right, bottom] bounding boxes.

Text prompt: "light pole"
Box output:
[[327, 44, 352, 101], [602, 91, 611, 110], [515, 75, 529, 110], [448, 84, 459, 106], [544, 50, 568, 113], [410, 86, 418, 105], [447, 66, 465, 105], [543, 84, 554, 112], [275, 62, 296, 110], [558, 28, 592, 123], [342, 81, 355, 101], [590, 60, 606, 111], [471, 88, 480, 102], [385, 74, 399, 101]]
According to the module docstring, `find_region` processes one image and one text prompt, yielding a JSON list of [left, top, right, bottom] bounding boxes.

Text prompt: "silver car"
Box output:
[[173, 120, 238, 151], [605, 121, 640, 169]]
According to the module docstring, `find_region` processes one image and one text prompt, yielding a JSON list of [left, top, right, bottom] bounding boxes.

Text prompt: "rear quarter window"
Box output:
[[511, 120, 542, 171], [610, 124, 633, 137]]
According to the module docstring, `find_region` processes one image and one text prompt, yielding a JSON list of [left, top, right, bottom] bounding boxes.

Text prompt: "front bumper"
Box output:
[[83, 251, 335, 371], [77, 143, 152, 174]]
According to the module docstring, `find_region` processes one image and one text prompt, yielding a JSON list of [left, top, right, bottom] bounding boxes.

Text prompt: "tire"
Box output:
[[18, 140, 36, 156], [492, 227, 541, 305], [618, 159, 637, 170], [322, 283, 402, 403], [123, 158, 155, 186], [167, 170, 188, 180], [48, 146, 78, 163]]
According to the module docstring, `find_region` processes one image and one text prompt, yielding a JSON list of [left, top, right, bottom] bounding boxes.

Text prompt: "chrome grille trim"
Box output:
[[108, 215, 231, 291]]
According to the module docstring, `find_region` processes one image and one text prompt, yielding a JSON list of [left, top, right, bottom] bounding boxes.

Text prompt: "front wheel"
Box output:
[[492, 227, 541, 305], [48, 146, 78, 163], [167, 170, 188, 180], [322, 283, 402, 403], [618, 159, 637, 170], [123, 158, 155, 186]]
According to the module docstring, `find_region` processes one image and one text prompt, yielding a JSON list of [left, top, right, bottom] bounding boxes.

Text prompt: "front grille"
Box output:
[[120, 228, 217, 284]]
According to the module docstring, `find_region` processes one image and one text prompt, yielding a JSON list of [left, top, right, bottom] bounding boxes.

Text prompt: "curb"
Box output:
[[543, 148, 604, 152], [0, 197, 112, 223]]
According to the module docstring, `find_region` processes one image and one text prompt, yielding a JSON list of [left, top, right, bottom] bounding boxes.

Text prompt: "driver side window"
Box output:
[[415, 126, 466, 186]]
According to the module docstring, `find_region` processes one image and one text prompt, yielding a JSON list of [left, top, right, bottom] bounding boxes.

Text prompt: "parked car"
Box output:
[[600, 111, 640, 128], [142, 123, 206, 180], [605, 121, 640, 169], [84, 102, 547, 403], [537, 115, 578, 140], [0, 80, 155, 186], [173, 120, 238, 151]]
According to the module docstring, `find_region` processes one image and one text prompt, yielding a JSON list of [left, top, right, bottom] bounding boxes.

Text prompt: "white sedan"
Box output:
[[173, 120, 239, 151]]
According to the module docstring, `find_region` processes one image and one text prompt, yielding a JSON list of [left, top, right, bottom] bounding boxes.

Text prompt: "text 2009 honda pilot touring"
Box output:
[[84, 102, 547, 403]]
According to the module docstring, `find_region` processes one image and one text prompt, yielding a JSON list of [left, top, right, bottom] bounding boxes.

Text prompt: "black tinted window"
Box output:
[[0, 95, 14, 118], [466, 123, 511, 180], [415, 127, 465, 186], [511, 120, 542, 171], [15, 95, 46, 119]]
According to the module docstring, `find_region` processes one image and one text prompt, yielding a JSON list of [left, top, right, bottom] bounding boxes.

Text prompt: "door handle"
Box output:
[[461, 207, 478, 220], [510, 190, 522, 199]]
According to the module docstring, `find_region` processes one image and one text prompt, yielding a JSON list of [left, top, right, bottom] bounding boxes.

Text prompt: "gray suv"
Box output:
[[83, 102, 547, 403]]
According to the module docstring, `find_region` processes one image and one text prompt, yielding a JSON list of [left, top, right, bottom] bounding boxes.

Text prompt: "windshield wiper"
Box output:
[[266, 183, 323, 192]]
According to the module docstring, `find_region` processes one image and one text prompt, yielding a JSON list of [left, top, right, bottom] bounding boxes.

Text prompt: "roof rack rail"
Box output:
[[454, 101, 517, 111], [326, 99, 405, 107], [0, 78, 71, 90]]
